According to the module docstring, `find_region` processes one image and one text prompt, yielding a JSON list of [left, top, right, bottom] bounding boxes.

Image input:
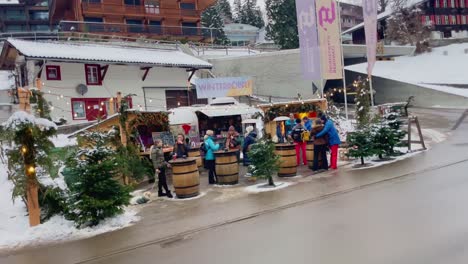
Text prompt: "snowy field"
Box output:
[[346, 43, 468, 98]]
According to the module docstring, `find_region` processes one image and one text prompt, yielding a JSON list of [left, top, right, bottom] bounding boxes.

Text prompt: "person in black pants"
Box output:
[[311, 119, 329, 172], [150, 139, 173, 198], [204, 130, 220, 184]]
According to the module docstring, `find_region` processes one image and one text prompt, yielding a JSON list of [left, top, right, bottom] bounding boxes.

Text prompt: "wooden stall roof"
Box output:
[[257, 99, 328, 111], [69, 111, 168, 137]]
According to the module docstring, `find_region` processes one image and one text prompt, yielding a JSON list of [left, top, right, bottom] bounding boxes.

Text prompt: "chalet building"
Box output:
[[48, 0, 218, 42], [339, 2, 363, 32], [0, 0, 52, 33], [0, 38, 212, 123], [343, 0, 468, 44]]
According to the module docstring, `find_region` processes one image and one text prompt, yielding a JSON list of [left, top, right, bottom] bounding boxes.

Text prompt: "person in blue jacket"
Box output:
[[204, 130, 220, 184], [315, 114, 341, 170], [303, 116, 312, 131]]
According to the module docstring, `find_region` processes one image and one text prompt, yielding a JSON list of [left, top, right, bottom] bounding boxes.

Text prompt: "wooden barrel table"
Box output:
[[188, 147, 202, 167], [275, 143, 297, 177], [306, 141, 314, 169], [169, 157, 200, 199], [214, 150, 239, 185]]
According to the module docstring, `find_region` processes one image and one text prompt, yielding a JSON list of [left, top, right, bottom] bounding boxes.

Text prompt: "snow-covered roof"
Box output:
[[0, 0, 19, 4], [4, 39, 212, 69], [342, 0, 427, 35], [345, 43, 468, 98]]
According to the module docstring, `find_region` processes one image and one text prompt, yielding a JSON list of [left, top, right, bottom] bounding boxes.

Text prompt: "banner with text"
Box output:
[[296, 0, 321, 80], [195, 77, 253, 99], [315, 0, 343, 80], [363, 0, 378, 77]]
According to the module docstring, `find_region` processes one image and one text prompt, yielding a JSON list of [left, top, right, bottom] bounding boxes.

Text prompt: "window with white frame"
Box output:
[[461, 0, 465, 7], [451, 0, 456, 7], [451, 15, 457, 24], [85, 64, 102, 85], [72, 101, 86, 119], [444, 15, 449, 24], [436, 0, 440, 7], [436, 15, 442, 24], [463, 15, 467, 24], [443, 0, 448, 7]]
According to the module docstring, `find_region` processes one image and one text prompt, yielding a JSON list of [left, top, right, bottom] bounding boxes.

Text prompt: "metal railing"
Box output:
[[59, 21, 222, 39], [82, 2, 200, 18]]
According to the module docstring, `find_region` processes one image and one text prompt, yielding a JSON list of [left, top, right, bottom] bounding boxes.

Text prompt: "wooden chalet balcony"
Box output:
[[59, 21, 221, 40], [82, 3, 200, 19]]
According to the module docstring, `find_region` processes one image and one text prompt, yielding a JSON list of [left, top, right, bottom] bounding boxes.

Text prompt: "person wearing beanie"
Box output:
[[315, 114, 341, 170]]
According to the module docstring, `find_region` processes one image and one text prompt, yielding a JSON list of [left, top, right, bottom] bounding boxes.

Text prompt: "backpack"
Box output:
[[200, 142, 207, 156], [291, 126, 304, 142], [301, 130, 310, 142]]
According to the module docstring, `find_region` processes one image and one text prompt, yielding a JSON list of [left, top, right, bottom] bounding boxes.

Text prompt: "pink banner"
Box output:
[[363, 0, 378, 77], [315, 0, 343, 80], [296, 0, 321, 80]]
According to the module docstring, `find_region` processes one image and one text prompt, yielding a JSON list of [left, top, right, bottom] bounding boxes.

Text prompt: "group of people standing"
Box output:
[[203, 125, 258, 184], [286, 113, 341, 172]]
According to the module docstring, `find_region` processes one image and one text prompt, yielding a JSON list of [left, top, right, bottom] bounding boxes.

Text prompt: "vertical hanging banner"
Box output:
[[296, 0, 321, 80], [363, 0, 378, 77], [315, 0, 343, 79]]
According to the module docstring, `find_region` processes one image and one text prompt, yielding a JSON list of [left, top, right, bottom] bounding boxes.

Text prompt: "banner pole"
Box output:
[[369, 75, 375, 106], [337, 0, 349, 120]]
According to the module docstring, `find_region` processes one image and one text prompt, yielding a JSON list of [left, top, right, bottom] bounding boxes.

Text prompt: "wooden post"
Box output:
[[414, 117, 426, 150], [23, 110, 40, 226], [108, 97, 115, 115], [407, 117, 412, 151]]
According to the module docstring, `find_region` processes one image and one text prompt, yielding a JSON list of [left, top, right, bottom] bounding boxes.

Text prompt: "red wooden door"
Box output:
[[85, 99, 107, 121]]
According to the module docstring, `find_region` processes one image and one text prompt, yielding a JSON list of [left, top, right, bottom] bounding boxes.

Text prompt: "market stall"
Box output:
[[258, 99, 328, 141]]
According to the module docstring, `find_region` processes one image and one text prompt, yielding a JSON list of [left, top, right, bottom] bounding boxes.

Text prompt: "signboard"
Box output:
[[296, 0, 321, 80], [315, 0, 343, 79], [195, 77, 253, 99], [363, 0, 378, 76], [152, 132, 175, 147]]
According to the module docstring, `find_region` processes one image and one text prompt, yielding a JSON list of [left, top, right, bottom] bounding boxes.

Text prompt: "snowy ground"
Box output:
[[0, 161, 141, 253], [49, 134, 77, 148], [346, 43, 468, 98]]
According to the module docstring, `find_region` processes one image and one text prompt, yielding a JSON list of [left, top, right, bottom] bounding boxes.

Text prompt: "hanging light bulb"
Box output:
[[149, 99, 153, 103], [99, 107, 103, 111], [27, 166, 35, 174], [87, 106, 91, 109], [21, 146, 27, 154], [48, 90, 51, 94], [177, 102, 181, 106], [285, 104, 288, 107], [60, 94, 64, 99], [74, 113, 78, 117], [101, 102, 104, 106], [50, 106, 54, 111], [56, 96, 60, 100], [330, 93, 334, 97]]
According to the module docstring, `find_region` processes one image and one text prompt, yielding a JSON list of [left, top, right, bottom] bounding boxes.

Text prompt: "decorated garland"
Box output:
[[264, 103, 318, 122]]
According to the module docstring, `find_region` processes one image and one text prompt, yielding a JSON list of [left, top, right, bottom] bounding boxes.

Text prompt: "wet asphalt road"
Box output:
[[90, 158, 468, 264], [2, 108, 468, 264]]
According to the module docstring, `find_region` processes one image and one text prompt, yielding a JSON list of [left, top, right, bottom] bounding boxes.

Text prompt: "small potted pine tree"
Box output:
[[248, 140, 280, 187]]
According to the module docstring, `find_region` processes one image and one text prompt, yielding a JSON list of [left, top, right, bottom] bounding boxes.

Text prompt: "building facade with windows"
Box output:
[[0, 38, 211, 123], [49, 0, 218, 42], [0, 0, 51, 33], [344, 0, 468, 43], [339, 2, 363, 32]]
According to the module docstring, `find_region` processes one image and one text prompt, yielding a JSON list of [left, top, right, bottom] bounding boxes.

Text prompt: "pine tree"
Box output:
[[233, 0, 243, 23], [217, 0, 233, 23], [240, 0, 265, 29], [201, 3, 230, 45], [347, 129, 375, 165], [265, 0, 299, 49], [64, 132, 131, 228], [248, 140, 280, 186], [353, 76, 372, 129]]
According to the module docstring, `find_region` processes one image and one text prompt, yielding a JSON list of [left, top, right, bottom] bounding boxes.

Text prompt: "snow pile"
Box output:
[[2, 111, 57, 131], [244, 181, 295, 193], [0, 160, 140, 252], [346, 43, 468, 98], [50, 134, 78, 148]]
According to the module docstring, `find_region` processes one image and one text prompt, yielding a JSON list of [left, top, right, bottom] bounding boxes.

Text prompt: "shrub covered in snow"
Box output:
[[63, 132, 131, 228]]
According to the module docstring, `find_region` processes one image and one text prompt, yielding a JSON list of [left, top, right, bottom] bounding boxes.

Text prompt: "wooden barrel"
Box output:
[[306, 141, 314, 169], [169, 158, 200, 199], [275, 143, 297, 177], [214, 150, 239, 185], [188, 147, 202, 167]]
